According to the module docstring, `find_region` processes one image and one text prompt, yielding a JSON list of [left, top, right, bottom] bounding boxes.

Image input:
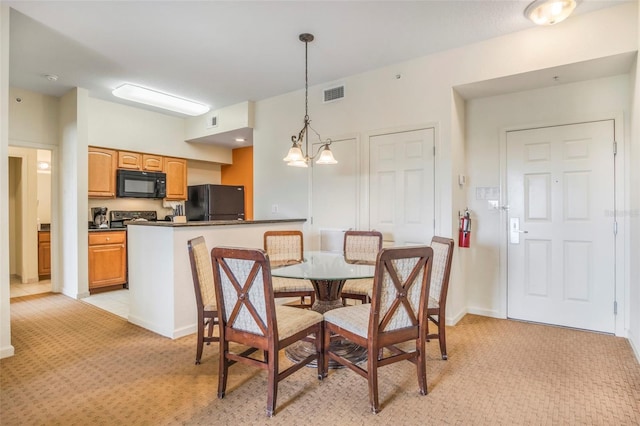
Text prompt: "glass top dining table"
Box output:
[[270, 251, 376, 313], [271, 251, 375, 367]]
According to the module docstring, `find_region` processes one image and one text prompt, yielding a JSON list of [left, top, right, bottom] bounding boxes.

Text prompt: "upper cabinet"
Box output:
[[89, 147, 187, 200], [164, 157, 187, 200], [88, 147, 117, 198], [142, 154, 163, 171], [118, 151, 163, 171]]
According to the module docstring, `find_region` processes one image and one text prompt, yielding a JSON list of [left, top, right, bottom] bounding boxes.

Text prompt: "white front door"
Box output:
[[506, 120, 615, 333], [369, 128, 435, 246]]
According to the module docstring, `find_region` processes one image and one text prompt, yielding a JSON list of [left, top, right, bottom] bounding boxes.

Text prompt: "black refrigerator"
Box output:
[[185, 184, 245, 221]]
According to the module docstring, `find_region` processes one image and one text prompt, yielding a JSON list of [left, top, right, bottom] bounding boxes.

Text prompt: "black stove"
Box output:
[[109, 210, 158, 228]]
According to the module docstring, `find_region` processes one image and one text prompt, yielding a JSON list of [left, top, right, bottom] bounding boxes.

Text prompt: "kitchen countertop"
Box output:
[[125, 218, 306, 227], [88, 227, 127, 232]]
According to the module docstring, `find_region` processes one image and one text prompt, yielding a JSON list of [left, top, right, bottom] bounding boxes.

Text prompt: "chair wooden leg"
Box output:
[[367, 351, 380, 414], [316, 323, 325, 380], [195, 316, 204, 365], [206, 318, 214, 344], [439, 314, 447, 360], [323, 323, 331, 378], [266, 348, 278, 417], [417, 338, 428, 395], [218, 340, 229, 399]]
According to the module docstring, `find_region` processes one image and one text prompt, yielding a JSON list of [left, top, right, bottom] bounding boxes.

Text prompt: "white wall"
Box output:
[[1, 3, 14, 358], [628, 4, 640, 357], [253, 4, 638, 325], [465, 75, 631, 323], [88, 97, 233, 163]]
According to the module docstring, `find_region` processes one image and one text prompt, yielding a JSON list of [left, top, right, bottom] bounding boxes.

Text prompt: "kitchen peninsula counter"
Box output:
[[126, 218, 306, 338]]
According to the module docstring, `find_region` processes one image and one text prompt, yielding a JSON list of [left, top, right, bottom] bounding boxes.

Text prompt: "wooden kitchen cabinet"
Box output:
[[88, 147, 117, 198], [142, 154, 164, 171], [38, 231, 51, 279], [164, 157, 187, 200], [118, 151, 164, 172], [88, 231, 127, 291], [117, 151, 142, 170]]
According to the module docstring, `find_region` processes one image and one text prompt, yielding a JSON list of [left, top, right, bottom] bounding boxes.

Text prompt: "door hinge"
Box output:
[[613, 141, 617, 156], [433, 146, 436, 156], [614, 221, 618, 235], [614, 301, 618, 315]]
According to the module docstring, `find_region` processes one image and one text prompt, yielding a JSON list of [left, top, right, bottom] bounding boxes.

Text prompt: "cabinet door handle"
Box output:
[[106, 237, 110, 241]]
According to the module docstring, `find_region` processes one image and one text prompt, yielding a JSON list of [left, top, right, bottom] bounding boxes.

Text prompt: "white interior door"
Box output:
[[369, 128, 435, 246], [311, 138, 358, 251], [506, 120, 615, 333]]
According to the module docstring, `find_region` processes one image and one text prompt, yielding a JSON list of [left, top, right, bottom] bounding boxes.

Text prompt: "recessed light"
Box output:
[[44, 74, 58, 81], [234, 137, 246, 143]]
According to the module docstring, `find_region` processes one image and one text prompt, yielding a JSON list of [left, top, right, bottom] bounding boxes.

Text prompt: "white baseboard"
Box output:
[[0, 344, 15, 359], [128, 314, 172, 339], [173, 324, 197, 339], [628, 333, 640, 364], [466, 306, 503, 319]]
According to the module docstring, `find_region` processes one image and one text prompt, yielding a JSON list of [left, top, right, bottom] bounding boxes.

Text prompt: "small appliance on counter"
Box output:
[[109, 210, 158, 228], [91, 207, 109, 229]]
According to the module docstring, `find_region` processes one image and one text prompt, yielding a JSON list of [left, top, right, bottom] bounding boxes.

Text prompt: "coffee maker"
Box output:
[[91, 207, 108, 228]]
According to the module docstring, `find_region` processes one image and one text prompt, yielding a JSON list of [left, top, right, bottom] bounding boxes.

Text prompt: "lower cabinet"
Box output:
[[88, 231, 127, 291], [38, 231, 51, 279]]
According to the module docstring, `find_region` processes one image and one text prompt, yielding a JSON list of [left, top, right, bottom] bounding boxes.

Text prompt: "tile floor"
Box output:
[[82, 289, 129, 319], [9, 276, 51, 298], [10, 276, 129, 319]]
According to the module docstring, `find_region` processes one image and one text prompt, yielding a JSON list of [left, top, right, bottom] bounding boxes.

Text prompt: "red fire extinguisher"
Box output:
[[459, 209, 471, 248]]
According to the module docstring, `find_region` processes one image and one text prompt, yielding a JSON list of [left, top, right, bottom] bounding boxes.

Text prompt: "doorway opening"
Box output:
[[9, 147, 53, 298]]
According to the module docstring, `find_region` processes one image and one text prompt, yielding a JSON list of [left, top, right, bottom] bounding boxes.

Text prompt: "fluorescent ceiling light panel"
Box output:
[[112, 84, 210, 116]]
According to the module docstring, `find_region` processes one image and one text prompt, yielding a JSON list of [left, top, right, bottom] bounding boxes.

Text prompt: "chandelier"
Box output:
[[283, 33, 337, 168]]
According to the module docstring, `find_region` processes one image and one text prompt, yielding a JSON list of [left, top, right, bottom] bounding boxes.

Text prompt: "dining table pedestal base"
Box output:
[[285, 338, 367, 369], [285, 278, 367, 368]]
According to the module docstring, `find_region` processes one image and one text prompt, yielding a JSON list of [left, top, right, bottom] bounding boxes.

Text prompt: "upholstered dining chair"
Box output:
[[264, 230, 315, 308], [427, 236, 455, 360], [323, 245, 433, 414], [187, 236, 219, 365], [211, 246, 324, 417], [341, 230, 383, 304]]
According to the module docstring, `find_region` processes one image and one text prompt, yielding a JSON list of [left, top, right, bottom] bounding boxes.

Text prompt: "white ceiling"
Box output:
[[6, 1, 633, 147]]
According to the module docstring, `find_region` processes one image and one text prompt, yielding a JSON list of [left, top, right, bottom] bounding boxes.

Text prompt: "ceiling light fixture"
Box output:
[[112, 83, 210, 116], [525, 0, 578, 26], [283, 33, 337, 168], [234, 137, 246, 143]]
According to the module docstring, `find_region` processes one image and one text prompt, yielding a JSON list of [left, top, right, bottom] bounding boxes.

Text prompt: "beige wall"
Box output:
[[253, 3, 638, 327], [88, 97, 232, 163], [9, 87, 59, 145]]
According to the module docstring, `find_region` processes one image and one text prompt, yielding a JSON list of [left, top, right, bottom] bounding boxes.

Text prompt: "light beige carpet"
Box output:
[[2, 293, 640, 425]]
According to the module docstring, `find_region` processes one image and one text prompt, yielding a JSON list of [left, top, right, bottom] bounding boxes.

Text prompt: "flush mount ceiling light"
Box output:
[[525, 0, 579, 26], [283, 33, 337, 168], [112, 84, 210, 116]]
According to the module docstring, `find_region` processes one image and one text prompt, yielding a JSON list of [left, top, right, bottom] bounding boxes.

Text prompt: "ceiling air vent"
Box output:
[[206, 115, 218, 129], [323, 85, 345, 103]]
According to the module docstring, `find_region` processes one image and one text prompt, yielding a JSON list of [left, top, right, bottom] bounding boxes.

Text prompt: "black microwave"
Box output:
[[116, 169, 167, 198]]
